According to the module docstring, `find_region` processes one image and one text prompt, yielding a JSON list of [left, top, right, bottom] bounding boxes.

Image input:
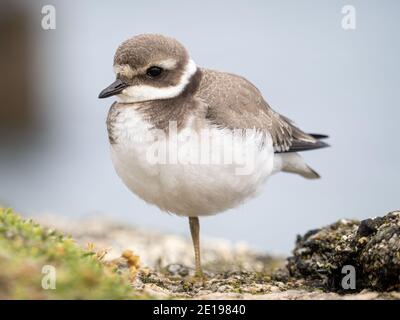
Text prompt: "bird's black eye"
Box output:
[[146, 66, 163, 78]]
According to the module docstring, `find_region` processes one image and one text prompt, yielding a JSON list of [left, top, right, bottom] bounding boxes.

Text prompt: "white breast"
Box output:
[[109, 106, 276, 216]]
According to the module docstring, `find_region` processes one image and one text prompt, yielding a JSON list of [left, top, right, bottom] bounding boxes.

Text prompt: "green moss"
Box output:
[[0, 208, 145, 299], [181, 281, 192, 292]]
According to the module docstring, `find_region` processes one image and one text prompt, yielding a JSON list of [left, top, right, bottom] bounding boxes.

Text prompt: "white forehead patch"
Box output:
[[117, 59, 197, 103]]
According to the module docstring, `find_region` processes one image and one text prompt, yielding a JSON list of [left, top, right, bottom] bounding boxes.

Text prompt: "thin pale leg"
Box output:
[[189, 217, 203, 277]]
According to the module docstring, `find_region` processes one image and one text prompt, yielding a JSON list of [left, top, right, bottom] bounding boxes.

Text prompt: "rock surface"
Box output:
[[287, 211, 400, 291], [36, 212, 400, 299], [35, 214, 282, 274]]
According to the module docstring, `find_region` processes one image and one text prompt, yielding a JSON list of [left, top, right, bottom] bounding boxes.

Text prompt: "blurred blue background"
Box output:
[[0, 0, 399, 254]]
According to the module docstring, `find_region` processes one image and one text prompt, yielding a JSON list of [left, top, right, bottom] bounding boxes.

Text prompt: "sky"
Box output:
[[0, 0, 399, 255]]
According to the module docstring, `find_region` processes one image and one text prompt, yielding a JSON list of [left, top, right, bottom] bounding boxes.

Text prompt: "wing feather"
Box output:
[[197, 69, 328, 153]]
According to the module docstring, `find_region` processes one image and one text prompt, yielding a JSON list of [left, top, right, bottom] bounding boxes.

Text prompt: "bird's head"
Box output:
[[98, 34, 197, 103]]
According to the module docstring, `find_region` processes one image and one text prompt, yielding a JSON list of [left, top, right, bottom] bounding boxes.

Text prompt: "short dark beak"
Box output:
[[98, 79, 129, 99]]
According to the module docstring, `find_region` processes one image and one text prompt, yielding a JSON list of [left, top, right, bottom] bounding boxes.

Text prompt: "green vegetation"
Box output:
[[0, 208, 141, 299]]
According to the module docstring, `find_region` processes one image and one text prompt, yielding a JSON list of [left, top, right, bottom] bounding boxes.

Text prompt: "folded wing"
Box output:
[[197, 69, 329, 153]]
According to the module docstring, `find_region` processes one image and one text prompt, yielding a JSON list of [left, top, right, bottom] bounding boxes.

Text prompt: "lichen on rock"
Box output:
[[33, 210, 400, 299], [287, 211, 400, 291]]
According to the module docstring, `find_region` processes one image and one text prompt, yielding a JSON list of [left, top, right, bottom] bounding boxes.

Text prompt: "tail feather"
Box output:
[[300, 165, 320, 179], [277, 153, 321, 180]]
